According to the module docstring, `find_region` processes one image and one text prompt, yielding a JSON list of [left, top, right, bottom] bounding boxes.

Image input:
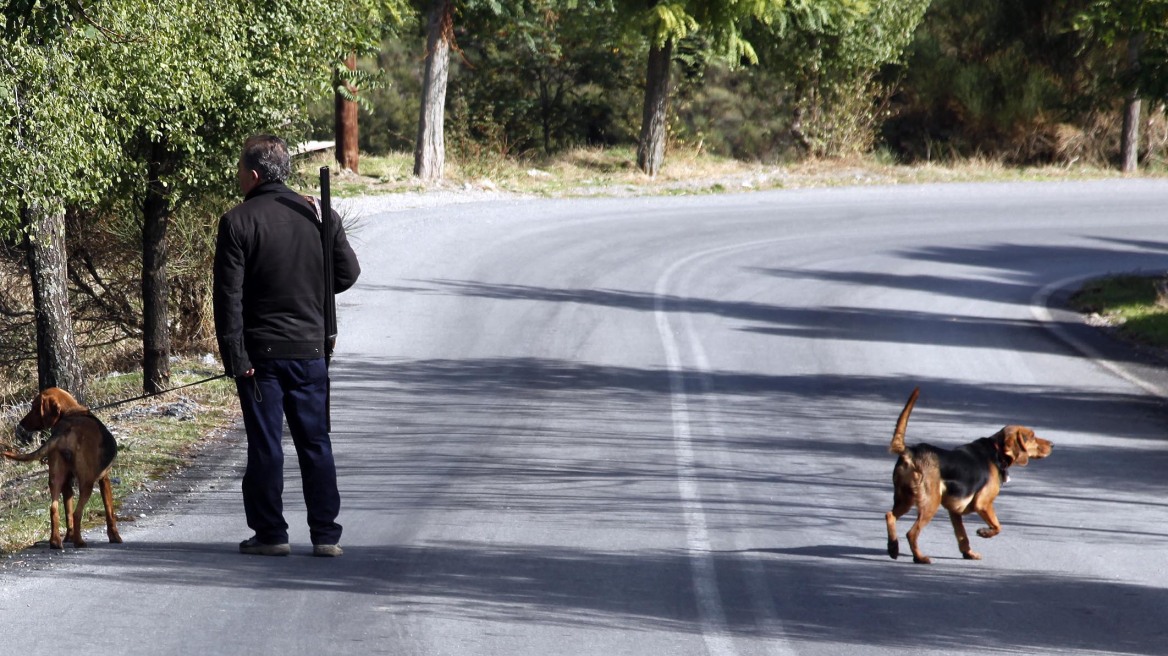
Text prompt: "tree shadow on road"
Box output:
[[69, 538, 1168, 655]]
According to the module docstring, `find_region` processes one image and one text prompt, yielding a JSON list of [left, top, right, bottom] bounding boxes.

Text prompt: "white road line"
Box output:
[[654, 292, 736, 656], [683, 312, 796, 656], [653, 238, 796, 656]]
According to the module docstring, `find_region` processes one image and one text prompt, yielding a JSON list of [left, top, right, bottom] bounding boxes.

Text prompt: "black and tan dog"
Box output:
[[4, 388, 122, 549], [885, 387, 1051, 564]]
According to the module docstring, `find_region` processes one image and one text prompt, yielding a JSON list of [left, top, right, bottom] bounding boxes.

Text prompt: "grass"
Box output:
[[0, 360, 237, 553], [291, 145, 1145, 200], [1068, 275, 1168, 348]]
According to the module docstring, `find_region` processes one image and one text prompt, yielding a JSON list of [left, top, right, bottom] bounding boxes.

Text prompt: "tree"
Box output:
[[752, 0, 930, 157], [615, 0, 786, 177], [446, 1, 639, 155], [888, 0, 1093, 163], [0, 10, 120, 401], [1075, 1, 1168, 173], [336, 54, 362, 172], [334, 1, 405, 173], [93, 0, 408, 393], [4, 0, 406, 396], [415, 0, 455, 180], [23, 204, 87, 399]]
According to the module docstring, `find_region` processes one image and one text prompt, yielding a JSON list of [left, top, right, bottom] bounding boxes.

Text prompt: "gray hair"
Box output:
[[241, 134, 291, 183]]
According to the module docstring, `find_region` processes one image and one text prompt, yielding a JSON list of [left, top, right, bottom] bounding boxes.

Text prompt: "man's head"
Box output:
[[238, 134, 291, 196]]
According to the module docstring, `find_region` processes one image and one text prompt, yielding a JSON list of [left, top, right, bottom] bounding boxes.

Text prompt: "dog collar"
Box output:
[[993, 440, 1011, 483]]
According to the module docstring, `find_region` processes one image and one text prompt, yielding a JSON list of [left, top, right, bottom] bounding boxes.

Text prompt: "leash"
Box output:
[[89, 373, 230, 412]]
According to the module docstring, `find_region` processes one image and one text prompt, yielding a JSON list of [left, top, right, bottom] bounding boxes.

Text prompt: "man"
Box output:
[[213, 134, 360, 557]]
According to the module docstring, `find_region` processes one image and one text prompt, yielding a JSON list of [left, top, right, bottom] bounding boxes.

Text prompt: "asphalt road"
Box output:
[[3, 180, 1168, 655]]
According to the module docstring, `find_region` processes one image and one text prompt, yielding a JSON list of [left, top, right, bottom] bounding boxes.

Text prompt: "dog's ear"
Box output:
[[1003, 427, 1030, 467], [17, 391, 48, 432], [38, 390, 62, 428]]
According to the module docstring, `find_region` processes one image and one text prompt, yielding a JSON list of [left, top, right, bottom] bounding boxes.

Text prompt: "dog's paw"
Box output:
[[888, 539, 899, 559], [963, 550, 982, 560], [912, 555, 932, 564], [976, 528, 999, 539]]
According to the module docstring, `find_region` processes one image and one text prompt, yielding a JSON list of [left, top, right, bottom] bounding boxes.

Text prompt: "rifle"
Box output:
[[320, 166, 337, 432], [319, 166, 338, 360]]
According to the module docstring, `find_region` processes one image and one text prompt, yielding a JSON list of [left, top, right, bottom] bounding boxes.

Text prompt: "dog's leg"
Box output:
[[886, 490, 913, 559], [906, 495, 940, 564], [61, 473, 75, 544], [948, 510, 981, 560], [47, 465, 68, 550], [98, 475, 122, 544], [975, 504, 1002, 539], [71, 481, 95, 548]]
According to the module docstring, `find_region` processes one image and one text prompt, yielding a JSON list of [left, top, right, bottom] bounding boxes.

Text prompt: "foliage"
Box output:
[[0, 25, 119, 236], [0, 0, 407, 376], [880, 0, 1168, 164], [888, 0, 1063, 161], [767, 0, 928, 157], [626, 0, 788, 67], [448, 1, 643, 156], [1073, 0, 1168, 98], [311, 37, 423, 153], [670, 0, 927, 160]]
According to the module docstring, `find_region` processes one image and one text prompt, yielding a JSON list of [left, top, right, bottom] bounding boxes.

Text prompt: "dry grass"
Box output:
[[293, 145, 1146, 201]]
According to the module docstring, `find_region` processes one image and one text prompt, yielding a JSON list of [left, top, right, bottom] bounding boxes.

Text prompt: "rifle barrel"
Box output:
[[319, 166, 338, 344]]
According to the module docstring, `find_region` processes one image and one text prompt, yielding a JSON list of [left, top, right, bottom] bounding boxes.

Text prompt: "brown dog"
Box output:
[[885, 387, 1051, 564], [4, 388, 122, 549]]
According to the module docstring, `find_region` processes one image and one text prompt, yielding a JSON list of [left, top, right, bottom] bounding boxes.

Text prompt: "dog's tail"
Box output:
[[2, 436, 56, 463], [889, 387, 920, 455]]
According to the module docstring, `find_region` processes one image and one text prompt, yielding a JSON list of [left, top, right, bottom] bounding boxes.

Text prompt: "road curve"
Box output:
[[2, 180, 1168, 655]]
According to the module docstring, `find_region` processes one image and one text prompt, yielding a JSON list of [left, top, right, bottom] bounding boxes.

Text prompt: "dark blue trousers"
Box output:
[[236, 358, 341, 546]]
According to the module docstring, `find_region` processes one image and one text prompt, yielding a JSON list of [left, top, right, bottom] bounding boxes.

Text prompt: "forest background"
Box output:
[[1, 0, 1167, 405]]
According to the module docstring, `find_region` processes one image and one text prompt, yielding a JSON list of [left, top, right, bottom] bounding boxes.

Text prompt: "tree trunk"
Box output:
[[1121, 33, 1145, 174], [790, 80, 812, 156], [335, 52, 360, 173], [539, 72, 551, 155], [414, 0, 452, 182], [23, 203, 87, 402], [142, 145, 172, 394], [636, 37, 673, 177]]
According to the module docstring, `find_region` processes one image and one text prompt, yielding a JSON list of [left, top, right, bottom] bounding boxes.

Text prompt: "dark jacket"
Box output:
[[213, 180, 361, 377]]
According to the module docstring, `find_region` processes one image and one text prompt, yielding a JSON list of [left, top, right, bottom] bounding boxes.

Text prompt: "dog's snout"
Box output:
[[14, 423, 33, 442], [1033, 436, 1053, 458]]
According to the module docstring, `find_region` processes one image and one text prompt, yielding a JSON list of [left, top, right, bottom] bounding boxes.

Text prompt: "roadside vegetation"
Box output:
[[1069, 275, 1168, 349], [295, 148, 1138, 199]]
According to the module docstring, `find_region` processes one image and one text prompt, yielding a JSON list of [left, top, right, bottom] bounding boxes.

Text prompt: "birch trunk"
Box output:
[[1121, 33, 1145, 174], [414, 0, 452, 182]]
